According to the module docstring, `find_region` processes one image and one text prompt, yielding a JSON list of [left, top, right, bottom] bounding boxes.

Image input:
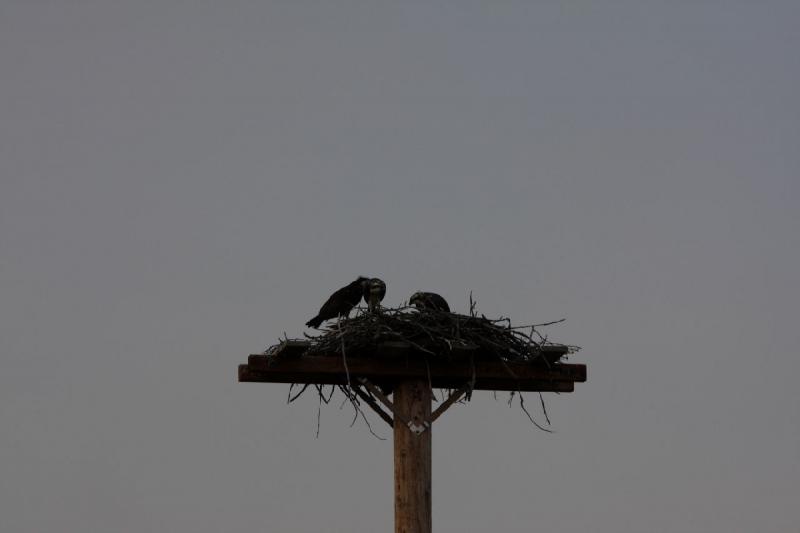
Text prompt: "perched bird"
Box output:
[[409, 291, 450, 312], [305, 277, 369, 328], [363, 278, 387, 313]]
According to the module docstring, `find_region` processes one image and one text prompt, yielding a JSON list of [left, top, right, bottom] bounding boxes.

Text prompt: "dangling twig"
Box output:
[[519, 391, 553, 433], [315, 393, 322, 438], [539, 392, 551, 426], [289, 383, 310, 403]]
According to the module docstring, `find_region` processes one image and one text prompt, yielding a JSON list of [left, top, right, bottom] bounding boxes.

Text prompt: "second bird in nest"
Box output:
[[409, 291, 450, 312]]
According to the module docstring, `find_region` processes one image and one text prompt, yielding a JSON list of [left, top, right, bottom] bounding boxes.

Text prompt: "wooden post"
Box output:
[[238, 341, 586, 532], [394, 379, 432, 533]]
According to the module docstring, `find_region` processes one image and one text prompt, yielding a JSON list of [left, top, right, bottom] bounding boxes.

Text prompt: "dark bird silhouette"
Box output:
[[363, 278, 387, 313], [409, 291, 450, 312], [306, 277, 369, 328]]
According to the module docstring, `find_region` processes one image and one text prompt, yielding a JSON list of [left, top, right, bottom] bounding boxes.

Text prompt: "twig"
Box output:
[[539, 392, 551, 426], [519, 392, 553, 433], [289, 383, 310, 403], [316, 388, 322, 438], [338, 321, 353, 390]]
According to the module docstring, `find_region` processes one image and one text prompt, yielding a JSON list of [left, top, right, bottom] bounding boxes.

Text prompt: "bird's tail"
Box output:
[[305, 316, 323, 329]]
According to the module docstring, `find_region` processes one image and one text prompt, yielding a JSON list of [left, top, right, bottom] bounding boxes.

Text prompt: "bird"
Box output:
[[409, 291, 450, 312], [363, 278, 387, 313], [305, 277, 370, 328]]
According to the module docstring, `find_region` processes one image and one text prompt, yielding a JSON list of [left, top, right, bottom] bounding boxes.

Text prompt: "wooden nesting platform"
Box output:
[[238, 340, 586, 392]]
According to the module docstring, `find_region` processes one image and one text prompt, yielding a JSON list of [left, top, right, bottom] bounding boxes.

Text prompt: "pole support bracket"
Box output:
[[357, 378, 471, 435]]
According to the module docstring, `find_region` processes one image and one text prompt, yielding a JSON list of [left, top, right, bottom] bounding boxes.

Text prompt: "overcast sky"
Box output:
[[1, 2, 798, 532]]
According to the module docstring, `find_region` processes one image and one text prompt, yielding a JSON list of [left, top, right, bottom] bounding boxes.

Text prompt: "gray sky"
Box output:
[[2, 2, 798, 532]]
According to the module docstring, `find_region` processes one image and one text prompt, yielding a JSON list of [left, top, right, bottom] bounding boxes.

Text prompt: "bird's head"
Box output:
[[409, 292, 423, 308], [369, 278, 386, 295]]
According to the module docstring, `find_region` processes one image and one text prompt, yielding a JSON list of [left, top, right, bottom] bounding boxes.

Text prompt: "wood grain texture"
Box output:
[[394, 379, 432, 533]]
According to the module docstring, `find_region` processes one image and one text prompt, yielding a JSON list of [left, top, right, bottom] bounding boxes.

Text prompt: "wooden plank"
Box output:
[[238, 364, 576, 392], [359, 379, 400, 418], [352, 385, 394, 428], [246, 354, 585, 382], [429, 386, 469, 424], [394, 379, 432, 533]]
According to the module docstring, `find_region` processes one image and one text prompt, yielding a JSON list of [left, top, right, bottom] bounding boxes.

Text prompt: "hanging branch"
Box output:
[[519, 391, 553, 433], [539, 392, 552, 426]]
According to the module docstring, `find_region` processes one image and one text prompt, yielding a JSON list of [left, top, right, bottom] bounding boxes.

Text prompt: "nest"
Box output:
[[266, 301, 580, 437], [298, 304, 578, 365]]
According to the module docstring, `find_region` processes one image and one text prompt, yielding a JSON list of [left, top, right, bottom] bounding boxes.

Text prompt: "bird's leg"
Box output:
[[369, 292, 380, 313]]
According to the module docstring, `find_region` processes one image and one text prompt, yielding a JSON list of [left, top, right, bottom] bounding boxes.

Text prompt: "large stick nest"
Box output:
[[265, 300, 580, 436], [298, 304, 579, 365]]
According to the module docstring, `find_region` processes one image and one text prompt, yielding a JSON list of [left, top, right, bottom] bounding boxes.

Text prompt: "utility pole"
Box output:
[[239, 341, 586, 533]]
